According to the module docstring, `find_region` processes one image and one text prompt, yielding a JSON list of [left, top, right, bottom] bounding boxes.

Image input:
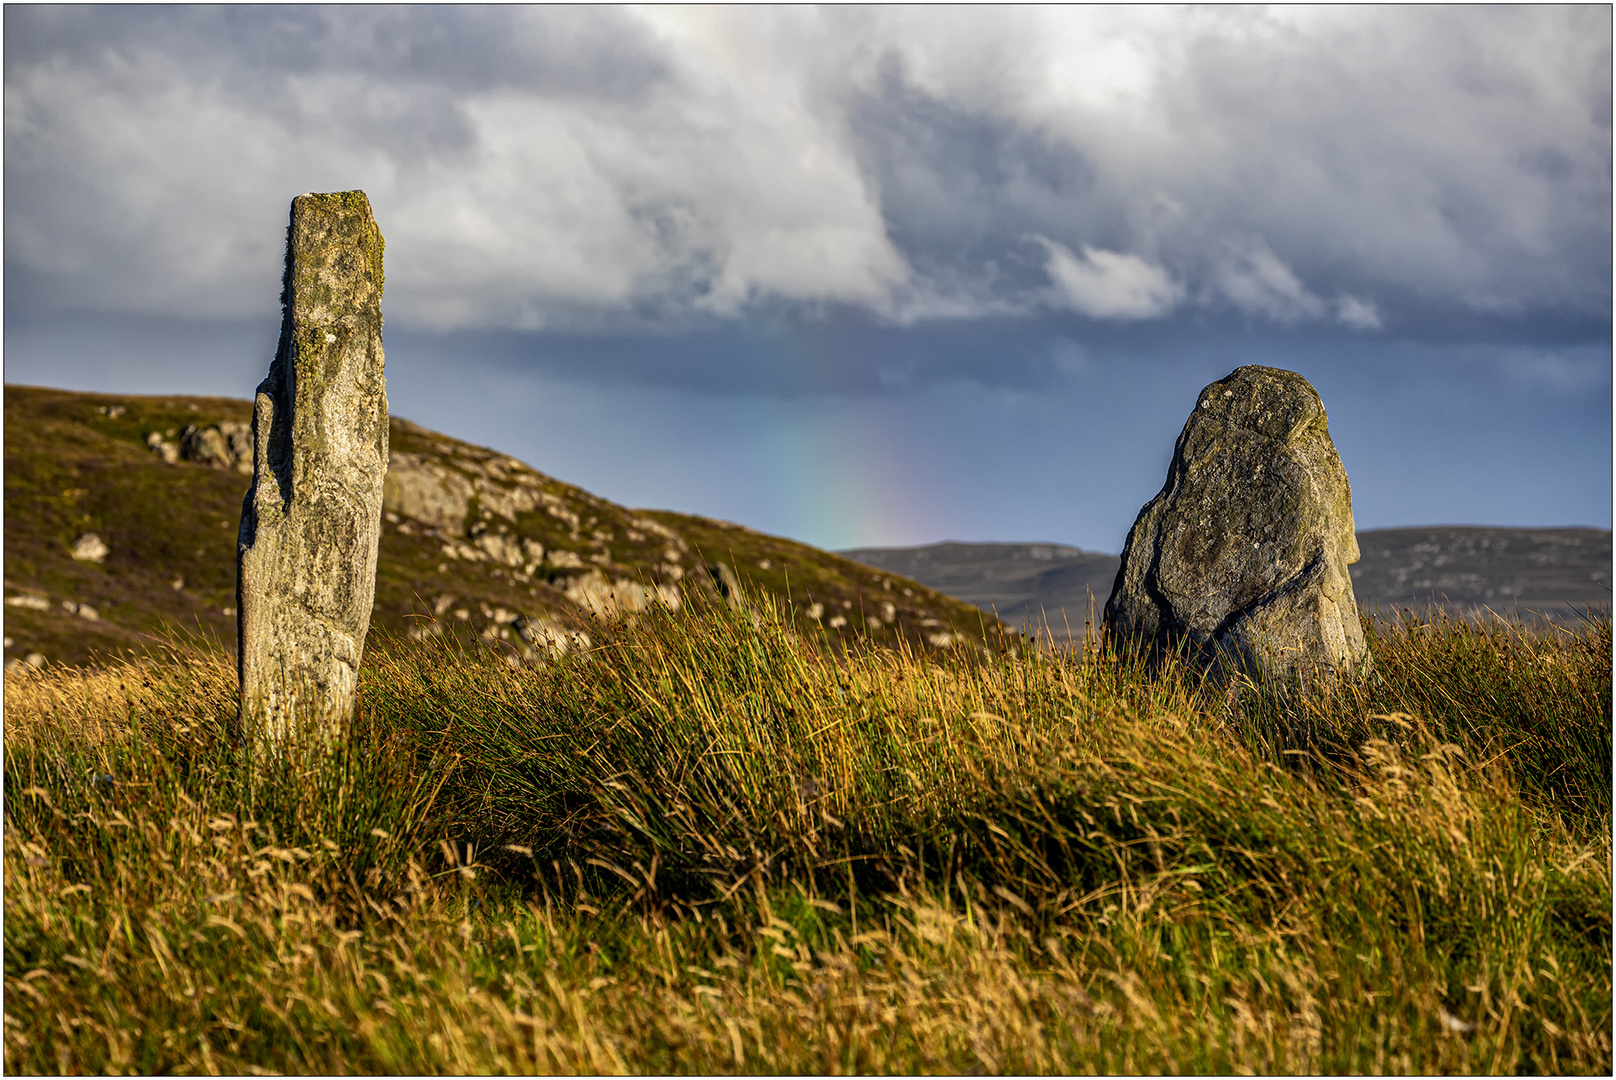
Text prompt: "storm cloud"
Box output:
[[7, 5, 1609, 342]]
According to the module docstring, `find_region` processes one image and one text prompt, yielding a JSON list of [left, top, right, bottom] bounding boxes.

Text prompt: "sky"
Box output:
[[5, 4, 1611, 553]]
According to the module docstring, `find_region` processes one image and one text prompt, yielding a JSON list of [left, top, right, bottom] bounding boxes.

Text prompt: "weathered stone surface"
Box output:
[[237, 191, 387, 745], [1104, 365, 1370, 682], [382, 451, 473, 533]]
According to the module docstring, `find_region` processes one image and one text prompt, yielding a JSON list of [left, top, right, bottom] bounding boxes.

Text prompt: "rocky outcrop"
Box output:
[[513, 614, 592, 659], [1104, 365, 1370, 683], [383, 451, 474, 534], [180, 421, 254, 473], [560, 569, 680, 619], [237, 191, 388, 746]]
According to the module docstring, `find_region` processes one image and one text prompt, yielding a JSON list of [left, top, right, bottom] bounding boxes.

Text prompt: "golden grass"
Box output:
[[5, 599, 1610, 1073]]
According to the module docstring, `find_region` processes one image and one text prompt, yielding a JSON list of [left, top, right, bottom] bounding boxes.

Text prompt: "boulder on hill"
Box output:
[[1105, 365, 1371, 683], [70, 533, 109, 563]]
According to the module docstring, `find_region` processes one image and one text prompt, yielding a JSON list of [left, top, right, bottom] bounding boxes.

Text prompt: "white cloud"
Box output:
[[1036, 238, 1181, 320], [1334, 294, 1382, 330], [3, 5, 1608, 333], [1212, 240, 1326, 322]]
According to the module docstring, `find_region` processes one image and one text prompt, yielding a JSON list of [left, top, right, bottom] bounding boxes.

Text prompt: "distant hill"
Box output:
[[1348, 526, 1611, 622], [843, 527, 1612, 639], [3, 385, 1001, 669], [838, 543, 1119, 639]]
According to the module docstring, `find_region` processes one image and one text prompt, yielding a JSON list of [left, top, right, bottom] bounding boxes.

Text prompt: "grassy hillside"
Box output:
[[4, 597, 1609, 1073], [3, 384, 999, 669]]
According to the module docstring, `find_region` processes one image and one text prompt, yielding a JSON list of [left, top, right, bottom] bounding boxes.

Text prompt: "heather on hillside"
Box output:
[[4, 598, 1610, 1074]]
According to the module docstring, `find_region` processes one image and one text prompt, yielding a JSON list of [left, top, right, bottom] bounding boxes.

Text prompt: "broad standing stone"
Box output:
[[237, 192, 388, 746], [1104, 365, 1371, 682]]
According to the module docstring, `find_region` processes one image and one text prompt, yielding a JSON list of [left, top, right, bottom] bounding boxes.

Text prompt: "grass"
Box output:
[[4, 595, 1610, 1074]]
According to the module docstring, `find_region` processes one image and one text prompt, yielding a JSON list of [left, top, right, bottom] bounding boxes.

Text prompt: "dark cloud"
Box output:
[[848, 54, 1102, 300], [4, 6, 1609, 356], [4, 5, 670, 99]]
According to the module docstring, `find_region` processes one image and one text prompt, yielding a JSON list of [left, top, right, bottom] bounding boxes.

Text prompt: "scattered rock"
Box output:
[[71, 533, 109, 563], [60, 600, 99, 621], [564, 571, 643, 618], [473, 530, 524, 566], [145, 431, 180, 464], [180, 421, 254, 473], [237, 190, 389, 745], [1105, 365, 1371, 683], [513, 614, 591, 658], [708, 563, 744, 608], [474, 477, 544, 522], [440, 540, 484, 562]]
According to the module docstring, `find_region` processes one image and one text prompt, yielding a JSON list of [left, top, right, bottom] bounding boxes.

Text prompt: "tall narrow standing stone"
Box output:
[[237, 192, 388, 746], [1104, 365, 1371, 683]]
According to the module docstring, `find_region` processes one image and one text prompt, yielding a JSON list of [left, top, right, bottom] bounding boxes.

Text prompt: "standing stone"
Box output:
[[237, 192, 388, 746], [1104, 365, 1371, 682]]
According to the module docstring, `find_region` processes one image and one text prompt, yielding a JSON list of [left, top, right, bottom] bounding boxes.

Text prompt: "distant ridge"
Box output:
[[843, 527, 1612, 639], [838, 542, 1116, 639]]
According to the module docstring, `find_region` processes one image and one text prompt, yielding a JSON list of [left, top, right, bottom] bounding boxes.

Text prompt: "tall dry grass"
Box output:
[[5, 596, 1610, 1073]]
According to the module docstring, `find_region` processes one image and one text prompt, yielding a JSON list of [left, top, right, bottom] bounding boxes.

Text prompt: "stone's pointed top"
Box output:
[[1192, 365, 1327, 443]]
